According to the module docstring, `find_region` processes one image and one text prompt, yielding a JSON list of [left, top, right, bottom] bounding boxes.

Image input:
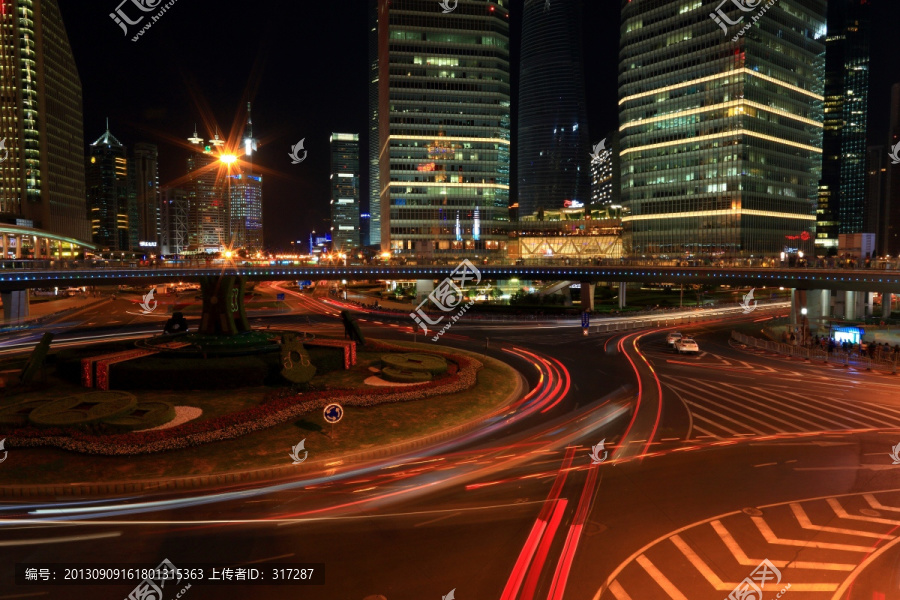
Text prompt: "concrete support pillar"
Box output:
[[864, 292, 874, 319], [14, 235, 21, 258], [844, 291, 858, 320], [416, 279, 435, 304], [1, 234, 7, 259], [804, 290, 830, 336], [618, 282, 627, 309], [579, 282, 596, 311], [883, 293, 893, 319], [790, 289, 808, 326], [1, 289, 30, 323]]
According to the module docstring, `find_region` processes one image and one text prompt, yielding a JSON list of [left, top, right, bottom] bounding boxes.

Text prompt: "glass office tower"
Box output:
[[0, 0, 90, 242], [518, 0, 591, 220], [377, 0, 511, 257], [86, 127, 136, 252], [186, 130, 226, 253], [330, 133, 361, 250], [228, 174, 263, 251], [133, 143, 160, 247], [817, 0, 871, 252], [620, 0, 827, 257], [368, 1, 381, 247]]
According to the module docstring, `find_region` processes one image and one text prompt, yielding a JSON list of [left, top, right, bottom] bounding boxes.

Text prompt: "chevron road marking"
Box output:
[[751, 516, 872, 552], [607, 580, 633, 600], [710, 520, 856, 571], [790, 503, 896, 540], [827, 497, 900, 526], [635, 554, 689, 600]]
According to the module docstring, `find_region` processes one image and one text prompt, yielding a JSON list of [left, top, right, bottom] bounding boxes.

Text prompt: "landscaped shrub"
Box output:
[[381, 367, 432, 383], [305, 346, 344, 374], [0, 400, 48, 428], [102, 401, 176, 432], [29, 391, 137, 428], [381, 353, 448, 375], [110, 356, 270, 390]]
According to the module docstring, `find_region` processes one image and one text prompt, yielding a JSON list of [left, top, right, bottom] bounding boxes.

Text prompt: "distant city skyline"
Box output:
[[20, 0, 900, 251]]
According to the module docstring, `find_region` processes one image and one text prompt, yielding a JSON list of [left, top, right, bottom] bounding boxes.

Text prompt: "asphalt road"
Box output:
[[2, 286, 900, 600]]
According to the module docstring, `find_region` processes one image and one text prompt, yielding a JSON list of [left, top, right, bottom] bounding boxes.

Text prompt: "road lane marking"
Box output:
[[752, 516, 871, 552], [827, 497, 900, 526], [791, 502, 895, 539], [608, 580, 633, 600], [710, 520, 855, 571], [636, 554, 689, 600]]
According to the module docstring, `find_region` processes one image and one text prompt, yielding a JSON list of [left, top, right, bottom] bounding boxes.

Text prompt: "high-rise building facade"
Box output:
[[590, 131, 620, 211], [133, 143, 160, 248], [228, 174, 263, 250], [817, 0, 871, 252], [377, 0, 511, 257], [518, 0, 591, 219], [330, 133, 361, 250], [186, 129, 226, 252], [620, 0, 826, 257], [86, 127, 136, 251], [160, 188, 189, 256], [368, 1, 381, 247], [0, 0, 90, 242], [885, 83, 900, 256]]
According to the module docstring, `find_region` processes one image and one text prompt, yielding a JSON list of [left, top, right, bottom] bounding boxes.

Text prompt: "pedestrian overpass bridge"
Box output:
[[1, 262, 899, 293], [1, 260, 898, 326]]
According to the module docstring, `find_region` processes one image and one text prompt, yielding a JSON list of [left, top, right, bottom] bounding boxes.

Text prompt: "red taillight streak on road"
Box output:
[[615, 333, 644, 447], [500, 447, 576, 600], [540, 357, 572, 414], [632, 333, 663, 456], [508, 348, 564, 413], [518, 499, 569, 600], [546, 464, 601, 600]]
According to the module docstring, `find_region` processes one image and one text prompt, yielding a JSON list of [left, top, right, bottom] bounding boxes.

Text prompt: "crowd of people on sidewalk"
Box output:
[[784, 330, 900, 361]]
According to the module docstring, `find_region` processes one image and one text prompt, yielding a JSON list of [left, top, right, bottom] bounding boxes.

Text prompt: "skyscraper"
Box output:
[[518, 0, 591, 219], [817, 0, 872, 252], [186, 127, 225, 252], [590, 131, 619, 211], [228, 174, 264, 250], [377, 0, 511, 257], [885, 83, 900, 256], [368, 1, 381, 247], [330, 133, 361, 250], [86, 126, 136, 252], [133, 143, 160, 248], [0, 0, 89, 242], [620, 0, 827, 257], [160, 188, 189, 256], [228, 104, 263, 250]]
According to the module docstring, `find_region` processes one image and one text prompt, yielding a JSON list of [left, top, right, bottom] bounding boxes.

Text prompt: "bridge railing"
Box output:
[[3, 257, 900, 272], [731, 330, 900, 375]]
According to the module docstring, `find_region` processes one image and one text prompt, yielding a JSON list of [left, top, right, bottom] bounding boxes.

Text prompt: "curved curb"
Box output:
[[0, 354, 526, 499]]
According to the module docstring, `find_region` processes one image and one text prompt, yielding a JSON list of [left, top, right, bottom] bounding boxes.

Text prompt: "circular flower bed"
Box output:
[[3, 342, 481, 456]]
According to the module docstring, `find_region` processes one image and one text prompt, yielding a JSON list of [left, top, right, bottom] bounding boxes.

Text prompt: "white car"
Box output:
[[666, 332, 683, 346], [676, 337, 699, 354]]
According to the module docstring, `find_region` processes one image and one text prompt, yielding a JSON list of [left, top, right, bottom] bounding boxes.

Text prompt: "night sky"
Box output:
[[58, 0, 900, 250]]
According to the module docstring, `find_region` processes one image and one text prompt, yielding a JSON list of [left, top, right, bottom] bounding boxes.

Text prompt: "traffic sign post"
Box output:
[[323, 402, 344, 440], [582, 311, 590, 336]]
